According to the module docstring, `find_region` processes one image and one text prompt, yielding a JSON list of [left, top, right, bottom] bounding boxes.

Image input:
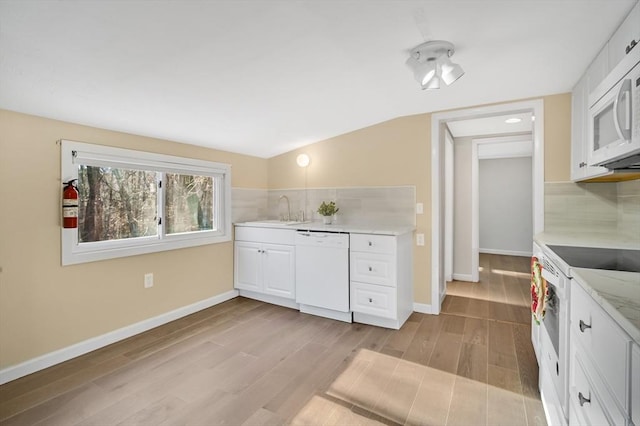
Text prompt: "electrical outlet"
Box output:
[[416, 202, 424, 214], [416, 233, 425, 246], [144, 273, 154, 288]]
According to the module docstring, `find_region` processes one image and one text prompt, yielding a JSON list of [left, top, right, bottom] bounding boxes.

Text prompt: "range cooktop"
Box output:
[[547, 245, 640, 273]]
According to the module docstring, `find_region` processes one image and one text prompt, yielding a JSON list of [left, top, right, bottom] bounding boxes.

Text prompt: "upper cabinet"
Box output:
[[608, 2, 640, 73], [571, 2, 640, 182], [571, 74, 611, 181], [586, 47, 610, 94]]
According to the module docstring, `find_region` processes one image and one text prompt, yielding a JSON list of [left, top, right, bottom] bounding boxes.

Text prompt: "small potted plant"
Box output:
[[317, 201, 339, 225]]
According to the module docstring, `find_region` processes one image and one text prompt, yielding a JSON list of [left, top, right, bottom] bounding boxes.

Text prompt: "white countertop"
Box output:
[[234, 220, 415, 236], [534, 231, 640, 345]]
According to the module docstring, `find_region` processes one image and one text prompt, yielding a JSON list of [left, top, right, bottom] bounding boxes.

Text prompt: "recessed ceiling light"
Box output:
[[505, 117, 522, 124]]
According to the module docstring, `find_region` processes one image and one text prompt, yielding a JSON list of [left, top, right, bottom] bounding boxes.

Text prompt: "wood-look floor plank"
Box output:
[[0, 354, 130, 422], [462, 317, 487, 346], [446, 376, 488, 426], [405, 366, 455, 426], [488, 364, 523, 394], [513, 323, 540, 399], [457, 342, 488, 383], [371, 358, 425, 425], [427, 330, 462, 375], [115, 394, 186, 426], [487, 387, 527, 426], [264, 325, 372, 420], [381, 320, 420, 355], [402, 313, 442, 365], [241, 407, 285, 426], [0, 254, 546, 426], [488, 320, 518, 371]]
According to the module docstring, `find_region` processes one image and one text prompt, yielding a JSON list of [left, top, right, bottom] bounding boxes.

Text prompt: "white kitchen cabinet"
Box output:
[[608, 2, 640, 73], [569, 281, 633, 425], [349, 232, 413, 329], [234, 226, 296, 307], [571, 73, 611, 181], [586, 47, 610, 95]]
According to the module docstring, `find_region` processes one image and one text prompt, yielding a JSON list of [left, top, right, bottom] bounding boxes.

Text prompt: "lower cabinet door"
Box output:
[[350, 282, 396, 319], [234, 242, 262, 292], [262, 243, 295, 299]]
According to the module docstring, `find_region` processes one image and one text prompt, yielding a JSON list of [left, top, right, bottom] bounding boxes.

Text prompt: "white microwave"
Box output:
[[588, 55, 640, 169]]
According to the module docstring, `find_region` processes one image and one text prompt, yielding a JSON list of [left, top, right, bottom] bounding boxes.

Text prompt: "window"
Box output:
[[61, 140, 231, 265]]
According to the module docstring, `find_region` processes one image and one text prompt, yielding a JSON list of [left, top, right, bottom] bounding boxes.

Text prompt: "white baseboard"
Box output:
[[0, 289, 239, 385], [413, 302, 436, 314], [479, 248, 532, 257], [452, 273, 475, 282]]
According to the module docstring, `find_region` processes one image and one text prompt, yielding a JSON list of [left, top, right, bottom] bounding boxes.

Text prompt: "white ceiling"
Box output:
[[0, 1, 635, 158]]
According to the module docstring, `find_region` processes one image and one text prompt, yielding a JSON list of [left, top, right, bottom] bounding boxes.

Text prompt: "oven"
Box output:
[[532, 242, 640, 426], [531, 243, 571, 426]]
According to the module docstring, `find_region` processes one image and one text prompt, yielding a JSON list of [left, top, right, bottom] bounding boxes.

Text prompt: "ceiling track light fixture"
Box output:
[[406, 40, 464, 90]]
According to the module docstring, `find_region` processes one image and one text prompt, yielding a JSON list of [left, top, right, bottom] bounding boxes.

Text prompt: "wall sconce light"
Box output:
[[406, 40, 464, 90], [296, 153, 310, 168]]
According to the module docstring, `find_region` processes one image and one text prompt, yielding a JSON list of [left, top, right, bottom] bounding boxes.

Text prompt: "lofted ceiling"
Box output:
[[0, 0, 635, 158]]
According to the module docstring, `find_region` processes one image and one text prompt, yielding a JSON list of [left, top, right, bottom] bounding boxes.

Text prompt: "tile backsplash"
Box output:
[[544, 180, 640, 236], [232, 186, 416, 226]]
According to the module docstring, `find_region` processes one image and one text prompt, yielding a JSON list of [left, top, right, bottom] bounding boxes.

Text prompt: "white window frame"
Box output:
[[61, 140, 232, 265]]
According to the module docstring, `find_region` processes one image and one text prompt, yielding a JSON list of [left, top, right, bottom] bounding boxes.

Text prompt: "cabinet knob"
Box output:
[[578, 391, 591, 407], [579, 319, 592, 333], [626, 39, 637, 54], [257, 249, 262, 253], [368, 266, 373, 272], [368, 298, 373, 303], [579, 162, 586, 168], [368, 241, 373, 246]]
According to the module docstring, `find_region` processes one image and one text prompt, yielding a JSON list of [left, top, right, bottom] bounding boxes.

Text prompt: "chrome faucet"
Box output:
[[278, 195, 291, 221]]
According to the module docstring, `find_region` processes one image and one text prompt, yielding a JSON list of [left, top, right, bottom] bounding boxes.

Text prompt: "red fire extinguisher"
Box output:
[[62, 179, 78, 229]]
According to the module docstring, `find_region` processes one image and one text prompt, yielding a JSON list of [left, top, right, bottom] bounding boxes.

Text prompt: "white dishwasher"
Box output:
[[295, 231, 351, 322]]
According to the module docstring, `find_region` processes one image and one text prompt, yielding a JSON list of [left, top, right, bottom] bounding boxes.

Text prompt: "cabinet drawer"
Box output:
[[570, 353, 620, 426], [350, 234, 395, 254], [571, 282, 631, 411], [350, 282, 396, 319], [350, 252, 396, 287]]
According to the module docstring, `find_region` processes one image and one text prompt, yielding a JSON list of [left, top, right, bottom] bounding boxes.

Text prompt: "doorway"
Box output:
[[431, 99, 544, 314]]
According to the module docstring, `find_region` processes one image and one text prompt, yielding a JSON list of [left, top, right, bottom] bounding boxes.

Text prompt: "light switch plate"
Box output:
[[416, 203, 424, 214], [416, 233, 425, 246]]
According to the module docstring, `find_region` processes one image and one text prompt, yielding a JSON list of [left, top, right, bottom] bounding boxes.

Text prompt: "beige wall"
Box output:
[[268, 92, 573, 307], [543, 93, 572, 182], [0, 92, 572, 370], [268, 114, 432, 304], [0, 109, 267, 369]]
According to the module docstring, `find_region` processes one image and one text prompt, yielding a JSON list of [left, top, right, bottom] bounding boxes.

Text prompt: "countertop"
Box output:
[[234, 220, 415, 236], [534, 231, 640, 345]]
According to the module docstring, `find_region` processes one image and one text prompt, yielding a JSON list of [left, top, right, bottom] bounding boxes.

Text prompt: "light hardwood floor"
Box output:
[[0, 253, 546, 425]]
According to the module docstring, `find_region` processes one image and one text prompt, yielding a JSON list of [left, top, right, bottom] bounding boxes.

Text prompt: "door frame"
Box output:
[[430, 99, 544, 314]]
